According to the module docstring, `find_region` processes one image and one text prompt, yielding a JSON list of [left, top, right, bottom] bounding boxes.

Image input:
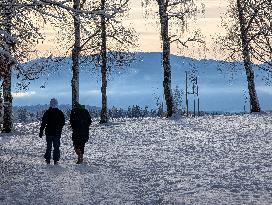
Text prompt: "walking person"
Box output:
[[39, 98, 65, 165], [70, 102, 92, 164]]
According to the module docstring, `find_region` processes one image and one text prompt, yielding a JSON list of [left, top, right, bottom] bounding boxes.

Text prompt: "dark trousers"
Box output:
[[73, 141, 86, 154], [44, 136, 60, 161]]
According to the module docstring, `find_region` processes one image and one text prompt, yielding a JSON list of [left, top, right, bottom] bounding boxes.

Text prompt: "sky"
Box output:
[[127, 0, 229, 59], [36, 0, 230, 60]]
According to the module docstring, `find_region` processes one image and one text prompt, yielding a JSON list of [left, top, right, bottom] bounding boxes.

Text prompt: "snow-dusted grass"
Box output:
[[0, 114, 272, 204]]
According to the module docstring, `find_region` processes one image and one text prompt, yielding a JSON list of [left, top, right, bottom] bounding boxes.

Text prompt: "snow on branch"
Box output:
[[0, 30, 17, 45], [33, 0, 126, 19]]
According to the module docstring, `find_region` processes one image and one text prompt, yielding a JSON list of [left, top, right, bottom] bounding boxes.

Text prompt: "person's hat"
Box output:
[[74, 101, 85, 109], [50, 98, 58, 108]]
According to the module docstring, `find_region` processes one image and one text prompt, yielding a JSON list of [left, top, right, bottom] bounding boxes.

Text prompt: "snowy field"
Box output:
[[1, 114, 272, 205]]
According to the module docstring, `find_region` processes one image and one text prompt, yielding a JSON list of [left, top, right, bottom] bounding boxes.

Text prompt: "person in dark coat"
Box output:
[[70, 102, 92, 164], [39, 98, 65, 165]]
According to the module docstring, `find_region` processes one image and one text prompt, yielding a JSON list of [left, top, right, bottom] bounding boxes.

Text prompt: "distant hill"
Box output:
[[12, 52, 272, 112]]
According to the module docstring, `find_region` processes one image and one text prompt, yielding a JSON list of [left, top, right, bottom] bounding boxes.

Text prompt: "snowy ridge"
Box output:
[[1, 114, 272, 204], [15, 52, 272, 112]]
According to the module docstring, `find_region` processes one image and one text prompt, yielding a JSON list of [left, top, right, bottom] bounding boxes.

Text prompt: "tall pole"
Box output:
[[185, 71, 188, 116], [193, 82, 195, 117], [193, 98, 196, 117], [195, 76, 199, 116], [197, 84, 200, 116]]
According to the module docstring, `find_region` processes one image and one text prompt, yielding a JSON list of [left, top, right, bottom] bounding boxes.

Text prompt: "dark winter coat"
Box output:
[[40, 108, 65, 137], [70, 107, 92, 143]]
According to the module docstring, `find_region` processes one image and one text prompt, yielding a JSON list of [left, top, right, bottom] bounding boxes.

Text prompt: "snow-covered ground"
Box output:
[[1, 114, 272, 205]]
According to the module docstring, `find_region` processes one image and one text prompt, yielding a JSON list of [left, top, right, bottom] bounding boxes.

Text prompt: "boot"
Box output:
[[75, 148, 81, 156], [76, 154, 83, 164], [79, 154, 83, 164], [76, 150, 83, 164], [45, 159, 50, 164]]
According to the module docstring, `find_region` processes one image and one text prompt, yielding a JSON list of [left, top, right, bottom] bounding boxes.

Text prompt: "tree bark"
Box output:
[[100, 0, 108, 123], [2, 68, 12, 133], [158, 1, 174, 117], [237, 0, 260, 112], [71, 0, 81, 109], [2, 1, 13, 133]]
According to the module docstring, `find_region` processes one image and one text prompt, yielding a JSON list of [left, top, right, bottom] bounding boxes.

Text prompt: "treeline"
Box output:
[[13, 104, 167, 123], [14, 104, 258, 123]]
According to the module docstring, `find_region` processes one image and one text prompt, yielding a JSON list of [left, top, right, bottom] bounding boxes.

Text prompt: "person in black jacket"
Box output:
[[70, 102, 92, 164], [39, 98, 65, 165]]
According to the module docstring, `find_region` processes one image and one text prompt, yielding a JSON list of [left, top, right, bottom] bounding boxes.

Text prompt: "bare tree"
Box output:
[[219, 0, 272, 112], [37, 0, 97, 108], [142, 0, 203, 117], [0, 0, 119, 132], [50, 1, 135, 120], [0, 0, 82, 132], [36, 0, 92, 108], [0, 0, 47, 132], [76, 0, 137, 123], [0, 2, 13, 132], [99, 0, 137, 123], [71, 0, 81, 108], [100, 0, 108, 123]]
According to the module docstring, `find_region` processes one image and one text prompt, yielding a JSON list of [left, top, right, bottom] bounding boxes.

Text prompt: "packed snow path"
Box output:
[[1, 114, 272, 204]]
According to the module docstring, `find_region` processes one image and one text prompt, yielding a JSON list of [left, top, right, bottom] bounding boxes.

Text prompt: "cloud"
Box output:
[[257, 86, 272, 95], [200, 86, 244, 94], [12, 91, 36, 98], [108, 90, 151, 96], [81, 90, 100, 96]]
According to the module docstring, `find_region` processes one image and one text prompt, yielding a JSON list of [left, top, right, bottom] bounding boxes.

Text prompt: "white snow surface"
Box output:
[[0, 114, 272, 205]]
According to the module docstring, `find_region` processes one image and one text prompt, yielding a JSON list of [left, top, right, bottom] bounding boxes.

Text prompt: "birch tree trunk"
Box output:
[[237, 0, 260, 112], [71, 0, 81, 108], [2, 68, 12, 133], [100, 0, 108, 123], [2, 1, 13, 133], [158, 1, 174, 117]]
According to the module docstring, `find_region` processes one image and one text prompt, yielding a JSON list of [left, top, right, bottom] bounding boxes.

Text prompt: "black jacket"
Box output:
[[40, 108, 65, 137], [70, 108, 92, 142]]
